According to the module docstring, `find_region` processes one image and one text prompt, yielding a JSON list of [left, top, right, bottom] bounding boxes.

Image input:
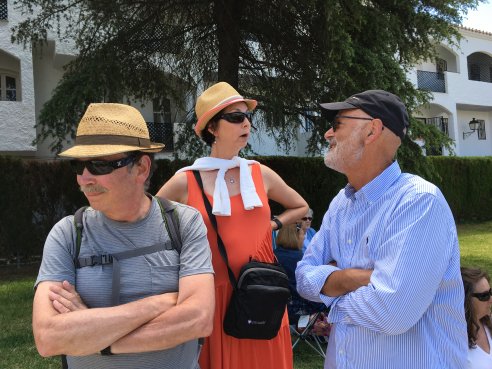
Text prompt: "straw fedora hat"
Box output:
[[59, 103, 165, 158], [194, 82, 257, 137]]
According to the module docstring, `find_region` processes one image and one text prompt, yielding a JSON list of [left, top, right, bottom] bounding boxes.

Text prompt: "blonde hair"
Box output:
[[276, 224, 302, 250]]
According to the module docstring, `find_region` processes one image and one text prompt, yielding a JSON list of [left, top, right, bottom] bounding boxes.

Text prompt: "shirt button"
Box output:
[[347, 239, 352, 244]]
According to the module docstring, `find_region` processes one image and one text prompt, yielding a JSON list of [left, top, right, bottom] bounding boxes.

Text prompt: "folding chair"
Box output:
[[290, 310, 328, 358]]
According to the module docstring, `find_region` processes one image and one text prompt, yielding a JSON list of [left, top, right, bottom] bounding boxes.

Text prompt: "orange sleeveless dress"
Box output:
[[186, 164, 293, 369]]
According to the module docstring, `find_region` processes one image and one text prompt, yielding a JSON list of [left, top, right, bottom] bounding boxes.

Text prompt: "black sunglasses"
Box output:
[[472, 288, 492, 302], [330, 115, 374, 131], [301, 217, 313, 221], [70, 154, 138, 176], [218, 111, 253, 124]]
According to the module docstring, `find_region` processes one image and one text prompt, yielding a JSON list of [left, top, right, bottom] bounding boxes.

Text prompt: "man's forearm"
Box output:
[[111, 275, 215, 354], [34, 290, 175, 357], [112, 295, 214, 353], [321, 268, 372, 297]]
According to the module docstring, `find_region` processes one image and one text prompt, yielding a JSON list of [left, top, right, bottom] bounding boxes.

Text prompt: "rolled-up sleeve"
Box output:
[[296, 211, 339, 307]]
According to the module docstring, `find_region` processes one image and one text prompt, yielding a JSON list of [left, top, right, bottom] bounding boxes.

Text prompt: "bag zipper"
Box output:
[[237, 267, 288, 287]]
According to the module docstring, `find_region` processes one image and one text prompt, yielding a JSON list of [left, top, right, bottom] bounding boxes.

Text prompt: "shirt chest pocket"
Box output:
[[351, 237, 375, 269], [151, 265, 180, 294]]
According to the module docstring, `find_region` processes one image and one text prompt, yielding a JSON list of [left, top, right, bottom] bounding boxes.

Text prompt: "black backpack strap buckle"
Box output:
[[76, 253, 113, 268], [98, 254, 113, 265]]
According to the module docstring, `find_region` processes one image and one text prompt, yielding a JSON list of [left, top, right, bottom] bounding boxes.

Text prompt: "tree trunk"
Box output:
[[214, 0, 242, 88]]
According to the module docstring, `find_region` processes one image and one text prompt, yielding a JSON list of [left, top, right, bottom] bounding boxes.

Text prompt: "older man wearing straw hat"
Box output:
[[33, 103, 214, 369]]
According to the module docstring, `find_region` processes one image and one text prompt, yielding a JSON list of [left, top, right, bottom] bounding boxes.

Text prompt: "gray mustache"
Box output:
[[80, 185, 109, 193]]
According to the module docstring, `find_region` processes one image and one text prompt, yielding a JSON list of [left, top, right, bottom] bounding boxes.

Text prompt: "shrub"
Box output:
[[0, 155, 490, 260]]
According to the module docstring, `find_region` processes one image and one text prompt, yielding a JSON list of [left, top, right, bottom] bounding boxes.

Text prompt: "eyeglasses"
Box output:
[[70, 154, 138, 176], [218, 111, 253, 124], [472, 288, 492, 302], [301, 217, 313, 221], [330, 115, 374, 131]]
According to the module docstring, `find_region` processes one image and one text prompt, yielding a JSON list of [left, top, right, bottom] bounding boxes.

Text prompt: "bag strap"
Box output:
[[73, 196, 181, 261], [154, 195, 182, 253], [72, 196, 183, 306], [152, 195, 204, 347], [73, 206, 88, 261], [62, 208, 88, 368], [61, 353, 68, 369], [192, 170, 238, 290]]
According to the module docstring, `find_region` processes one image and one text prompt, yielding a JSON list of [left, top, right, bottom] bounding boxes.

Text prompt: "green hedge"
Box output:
[[428, 157, 492, 222], [0, 155, 490, 261], [0, 157, 86, 264]]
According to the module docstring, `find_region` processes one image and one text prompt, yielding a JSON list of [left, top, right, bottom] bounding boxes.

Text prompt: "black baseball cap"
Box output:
[[319, 90, 409, 141]]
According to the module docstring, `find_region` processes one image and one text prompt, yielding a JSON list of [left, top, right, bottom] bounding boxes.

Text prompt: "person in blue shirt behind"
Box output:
[[299, 208, 316, 253], [296, 90, 467, 369], [274, 223, 324, 324]]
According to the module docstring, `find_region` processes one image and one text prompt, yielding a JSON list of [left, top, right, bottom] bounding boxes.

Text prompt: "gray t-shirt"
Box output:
[[36, 197, 213, 369]]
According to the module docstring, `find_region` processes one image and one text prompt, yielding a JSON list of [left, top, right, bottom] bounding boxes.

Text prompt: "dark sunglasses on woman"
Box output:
[[218, 111, 253, 124], [70, 154, 139, 176], [472, 288, 492, 302], [301, 217, 313, 221]]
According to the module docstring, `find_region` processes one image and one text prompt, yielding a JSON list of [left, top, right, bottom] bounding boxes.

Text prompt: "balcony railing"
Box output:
[[415, 116, 449, 136], [426, 116, 449, 136], [146, 122, 174, 152], [0, 0, 7, 20], [417, 70, 446, 93], [415, 116, 449, 156]]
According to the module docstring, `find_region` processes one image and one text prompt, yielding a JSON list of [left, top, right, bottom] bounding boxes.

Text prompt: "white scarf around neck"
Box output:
[[177, 156, 263, 216]]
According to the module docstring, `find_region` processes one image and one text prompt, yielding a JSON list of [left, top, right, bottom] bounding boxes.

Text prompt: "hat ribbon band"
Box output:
[[75, 135, 151, 147]]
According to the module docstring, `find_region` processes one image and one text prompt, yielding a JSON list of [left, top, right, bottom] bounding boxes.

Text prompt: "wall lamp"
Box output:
[[463, 118, 480, 139]]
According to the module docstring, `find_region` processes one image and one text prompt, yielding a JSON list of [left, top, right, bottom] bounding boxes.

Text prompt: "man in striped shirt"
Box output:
[[296, 90, 467, 369]]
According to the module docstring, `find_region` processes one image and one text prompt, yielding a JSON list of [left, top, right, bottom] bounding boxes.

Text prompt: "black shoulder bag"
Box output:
[[192, 170, 290, 340]]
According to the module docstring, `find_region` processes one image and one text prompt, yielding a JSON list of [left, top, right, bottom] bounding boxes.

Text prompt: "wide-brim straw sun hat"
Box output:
[[59, 103, 165, 158], [194, 82, 257, 137]]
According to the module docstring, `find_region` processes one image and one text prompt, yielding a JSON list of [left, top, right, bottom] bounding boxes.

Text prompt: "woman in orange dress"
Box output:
[[157, 82, 308, 369]]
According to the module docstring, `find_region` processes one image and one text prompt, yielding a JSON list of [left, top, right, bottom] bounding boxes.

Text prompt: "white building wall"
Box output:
[[31, 42, 76, 158], [0, 0, 36, 152], [411, 27, 492, 157], [249, 129, 307, 156], [458, 110, 492, 156]]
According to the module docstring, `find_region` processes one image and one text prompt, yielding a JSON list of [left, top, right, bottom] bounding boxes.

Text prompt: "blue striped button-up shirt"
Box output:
[[296, 161, 467, 369]]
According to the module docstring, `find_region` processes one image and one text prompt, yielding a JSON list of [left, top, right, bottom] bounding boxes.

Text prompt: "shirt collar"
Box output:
[[344, 161, 402, 203]]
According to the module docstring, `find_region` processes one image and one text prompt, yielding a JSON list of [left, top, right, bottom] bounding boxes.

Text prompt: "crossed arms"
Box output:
[[33, 272, 214, 357], [296, 193, 455, 335], [321, 265, 372, 297]]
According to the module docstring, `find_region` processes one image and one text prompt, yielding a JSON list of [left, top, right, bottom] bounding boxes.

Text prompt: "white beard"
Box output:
[[324, 134, 365, 174]]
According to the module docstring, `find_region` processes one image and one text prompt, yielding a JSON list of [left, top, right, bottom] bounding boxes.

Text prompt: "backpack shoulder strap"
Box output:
[[154, 196, 182, 254], [73, 206, 88, 260], [154, 195, 202, 346], [61, 354, 68, 369], [72, 197, 182, 263], [63, 205, 87, 368]]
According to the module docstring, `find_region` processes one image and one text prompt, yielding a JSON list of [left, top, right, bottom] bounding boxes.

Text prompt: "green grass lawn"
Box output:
[[458, 221, 492, 272], [0, 276, 58, 369], [1, 221, 491, 369]]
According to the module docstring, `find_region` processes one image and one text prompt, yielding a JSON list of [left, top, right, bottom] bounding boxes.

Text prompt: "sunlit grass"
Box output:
[[458, 221, 492, 273], [0, 277, 58, 369]]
